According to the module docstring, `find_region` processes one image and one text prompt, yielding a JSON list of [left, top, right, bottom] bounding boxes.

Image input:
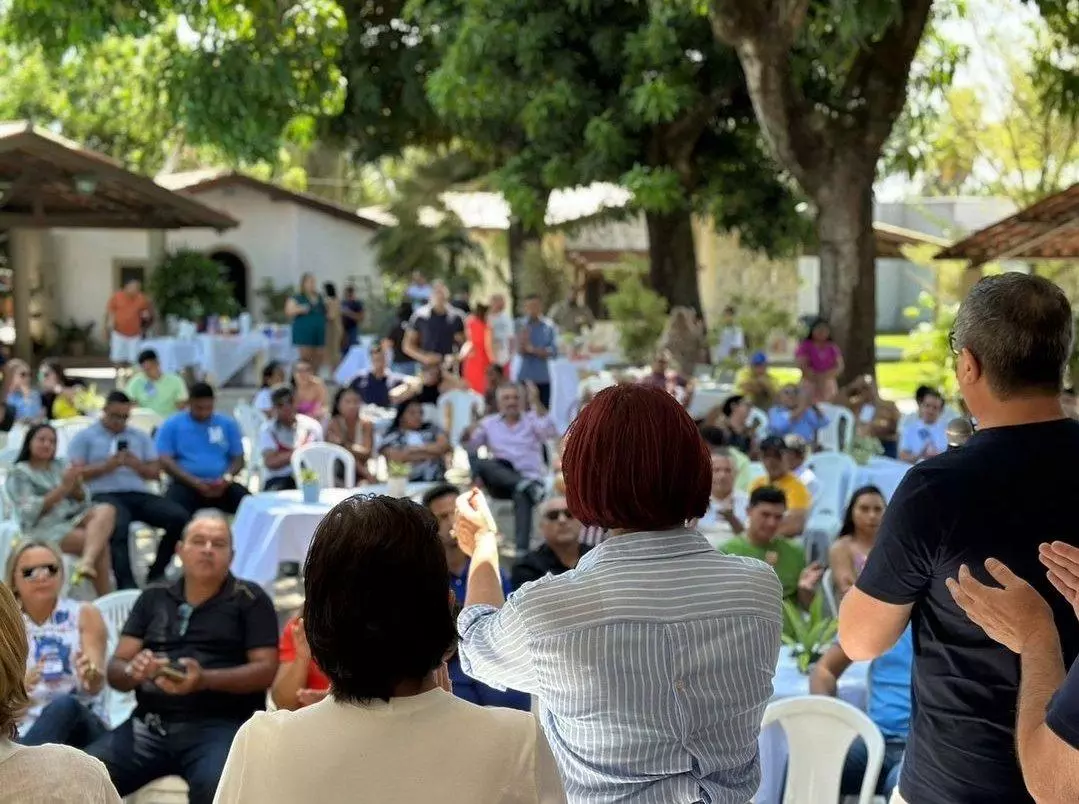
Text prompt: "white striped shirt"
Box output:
[[458, 529, 782, 803]]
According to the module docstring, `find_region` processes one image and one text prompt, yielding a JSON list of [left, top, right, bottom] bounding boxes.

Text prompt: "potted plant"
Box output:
[[386, 461, 411, 498], [53, 319, 96, 357], [781, 596, 838, 674], [299, 467, 321, 504], [148, 249, 240, 329]]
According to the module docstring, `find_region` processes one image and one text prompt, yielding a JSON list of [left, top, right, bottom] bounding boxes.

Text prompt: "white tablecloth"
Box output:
[[138, 334, 270, 385], [756, 650, 870, 804], [232, 484, 435, 589], [855, 456, 910, 501]]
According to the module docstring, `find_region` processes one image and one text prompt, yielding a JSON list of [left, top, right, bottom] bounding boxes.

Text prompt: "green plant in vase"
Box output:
[[387, 461, 411, 479], [781, 596, 838, 674], [299, 468, 319, 486]]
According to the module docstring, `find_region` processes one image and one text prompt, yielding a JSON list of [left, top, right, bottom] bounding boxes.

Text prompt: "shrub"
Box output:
[[603, 271, 668, 364]]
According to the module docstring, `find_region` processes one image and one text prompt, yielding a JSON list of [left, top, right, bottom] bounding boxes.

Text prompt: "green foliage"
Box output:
[[727, 294, 801, 354], [902, 292, 959, 399], [517, 244, 570, 313], [149, 249, 239, 323], [603, 271, 669, 364], [781, 596, 838, 674], [254, 279, 294, 325], [52, 319, 96, 353]]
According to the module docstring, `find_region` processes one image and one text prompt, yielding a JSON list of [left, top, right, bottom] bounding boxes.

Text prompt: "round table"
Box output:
[[231, 483, 435, 590], [756, 649, 870, 804]]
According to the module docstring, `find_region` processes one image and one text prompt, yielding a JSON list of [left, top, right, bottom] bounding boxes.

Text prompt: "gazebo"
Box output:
[[936, 183, 1079, 290], [0, 121, 237, 360]]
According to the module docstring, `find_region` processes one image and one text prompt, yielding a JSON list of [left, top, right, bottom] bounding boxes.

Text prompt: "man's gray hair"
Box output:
[[183, 509, 233, 539], [952, 273, 1073, 398]]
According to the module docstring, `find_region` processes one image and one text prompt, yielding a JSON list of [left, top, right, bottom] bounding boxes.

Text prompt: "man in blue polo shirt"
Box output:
[[347, 344, 409, 408], [156, 382, 248, 516]]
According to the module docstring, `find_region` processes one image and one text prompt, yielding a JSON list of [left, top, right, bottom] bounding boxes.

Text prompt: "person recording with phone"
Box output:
[[898, 387, 948, 464], [67, 391, 190, 590], [86, 511, 278, 804]]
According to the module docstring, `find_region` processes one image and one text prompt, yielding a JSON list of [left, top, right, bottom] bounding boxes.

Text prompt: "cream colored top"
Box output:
[[214, 688, 566, 804], [0, 738, 121, 803]]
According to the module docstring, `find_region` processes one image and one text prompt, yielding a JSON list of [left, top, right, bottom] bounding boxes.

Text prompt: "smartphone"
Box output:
[[323, 282, 337, 299], [155, 660, 187, 682], [116, 438, 129, 452]]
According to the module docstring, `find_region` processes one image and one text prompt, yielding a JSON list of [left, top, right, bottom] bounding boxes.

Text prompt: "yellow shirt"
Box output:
[[51, 396, 81, 420], [750, 472, 811, 510]]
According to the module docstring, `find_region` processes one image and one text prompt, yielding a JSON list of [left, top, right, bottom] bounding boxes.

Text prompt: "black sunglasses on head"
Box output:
[[21, 563, 60, 580]]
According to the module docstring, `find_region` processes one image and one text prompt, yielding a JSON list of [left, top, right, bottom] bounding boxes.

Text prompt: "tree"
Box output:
[[419, 0, 808, 316], [708, 0, 942, 379]]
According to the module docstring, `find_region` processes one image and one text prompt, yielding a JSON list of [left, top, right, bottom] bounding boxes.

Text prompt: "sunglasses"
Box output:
[[20, 563, 60, 580], [543, 509, 573, 522]]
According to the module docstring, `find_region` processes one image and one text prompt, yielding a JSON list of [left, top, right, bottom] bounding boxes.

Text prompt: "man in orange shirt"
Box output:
[[105, 279, 151, 370]]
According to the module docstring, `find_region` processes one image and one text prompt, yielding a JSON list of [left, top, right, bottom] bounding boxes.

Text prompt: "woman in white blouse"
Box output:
[[0, 579, 120, 803], [214, 495, 565, 804]]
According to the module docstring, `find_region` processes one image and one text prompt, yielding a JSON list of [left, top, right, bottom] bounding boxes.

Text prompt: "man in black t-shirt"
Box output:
[[403, 281, 465, 366], [839, 273, 1079, 804], [87, 512, 279, 804]]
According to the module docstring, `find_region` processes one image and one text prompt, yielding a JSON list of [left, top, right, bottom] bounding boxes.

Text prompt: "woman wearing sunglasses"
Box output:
[[5, 423, 116, 595], [3, 540, 110, 749], [2, 359, 43, 424]]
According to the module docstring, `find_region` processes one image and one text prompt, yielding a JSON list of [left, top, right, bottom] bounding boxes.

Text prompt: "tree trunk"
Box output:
[[506, 219, 528, 313], [815, 176, 876, 383], [645, 208, 703, 318]]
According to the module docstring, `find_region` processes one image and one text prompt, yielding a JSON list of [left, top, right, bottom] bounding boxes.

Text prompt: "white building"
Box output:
[[49, 170, 384, 328]]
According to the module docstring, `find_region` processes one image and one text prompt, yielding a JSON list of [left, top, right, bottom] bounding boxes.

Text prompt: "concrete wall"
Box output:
[[46, 184, 381, 330]]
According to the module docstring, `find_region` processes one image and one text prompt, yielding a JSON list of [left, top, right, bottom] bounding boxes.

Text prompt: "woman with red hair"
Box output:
[[453, 383, 783, 803]]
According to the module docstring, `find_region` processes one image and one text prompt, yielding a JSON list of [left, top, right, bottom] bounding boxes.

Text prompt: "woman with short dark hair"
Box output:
[[455, 384, 783, 802], [215, 495, 565, 803]]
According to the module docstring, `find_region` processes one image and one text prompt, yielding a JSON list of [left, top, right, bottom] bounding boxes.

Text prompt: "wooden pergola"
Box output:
[[936, 184, 1079, 289], [0, 121, 237, 359]]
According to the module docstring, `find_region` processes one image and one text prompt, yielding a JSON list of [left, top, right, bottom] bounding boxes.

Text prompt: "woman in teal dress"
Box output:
[[5, 424, 116, 596], [285, 272, 328, 373]]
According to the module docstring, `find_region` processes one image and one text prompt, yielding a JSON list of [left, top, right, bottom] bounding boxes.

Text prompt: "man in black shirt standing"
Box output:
[[88, 511, 279, 804], [403, 280, 465, 367], [839, 273, 1079, 804]]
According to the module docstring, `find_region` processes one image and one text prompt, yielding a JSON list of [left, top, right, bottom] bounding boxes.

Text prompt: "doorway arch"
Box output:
[[209, 249, 249, 312]]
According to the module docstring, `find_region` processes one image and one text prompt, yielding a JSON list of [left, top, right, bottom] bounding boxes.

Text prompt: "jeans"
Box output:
[[87, 714, 243, 804], [841, 737, 905, 797], [471, 458, 539, 553], [165, 481, 249, 516], [93, 491, 191, 589], [20, 693, 109, 749]]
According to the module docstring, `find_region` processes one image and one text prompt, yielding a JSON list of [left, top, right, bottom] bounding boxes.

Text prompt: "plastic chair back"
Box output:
[[52, 417, 95, 459], [438, 389, 484, 447], [291, 442, 356, 489], [128, 408, 164, 435], [763, 695, 885, 804], [742, 461, 768, 488], [806, 452, 858, 521], [94, 589, 142, 727], [819, 404, 855, 452], [821, 567, 838, 617], [748, 407, 770, 438]]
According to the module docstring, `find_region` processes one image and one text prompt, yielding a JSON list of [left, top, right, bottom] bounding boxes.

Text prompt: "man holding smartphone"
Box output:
[[87, 512, 278, 804]]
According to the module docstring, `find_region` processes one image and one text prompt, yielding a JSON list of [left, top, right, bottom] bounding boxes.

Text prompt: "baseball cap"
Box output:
[[750, 351, 767, 366], [759, 436, 785, 454]]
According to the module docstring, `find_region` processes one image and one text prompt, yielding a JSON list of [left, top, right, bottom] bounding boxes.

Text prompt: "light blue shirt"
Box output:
[[7, 389, 42, 421], [767, 405, 829, 443], [517, 316, 558, 384], [67, 422, 156, 494], [458, 529, 783, 803], [868, 626, 914, 741], [155, 411, 243, 481]]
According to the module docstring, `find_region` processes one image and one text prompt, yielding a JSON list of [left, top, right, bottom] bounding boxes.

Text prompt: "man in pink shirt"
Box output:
[[464, 381, 558, 555]]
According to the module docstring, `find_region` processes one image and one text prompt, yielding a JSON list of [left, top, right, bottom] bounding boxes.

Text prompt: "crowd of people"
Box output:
[[0, 272, 1078, 803]]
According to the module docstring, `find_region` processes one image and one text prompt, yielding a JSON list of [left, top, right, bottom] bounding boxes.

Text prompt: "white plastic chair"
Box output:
[[94, 589, 142, 728], [421, 403, 441, 427], [821, 567, 838, 617], [438, 389, 485, 447], [291, 442, 356, 489], [763, 695, 885, 804], [51, 416, 95, 459], [806, 451, 859, 520], [742, 461, 768, 488], [127, 408, 164, 435], [234, 402, 268, 488], [818, 404, 855, 452]]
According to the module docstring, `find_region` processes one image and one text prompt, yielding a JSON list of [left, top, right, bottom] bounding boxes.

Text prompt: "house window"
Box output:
[[113, 261, 148, 290]]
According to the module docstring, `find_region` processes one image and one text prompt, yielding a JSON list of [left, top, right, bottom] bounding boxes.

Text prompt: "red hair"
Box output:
[[562, 384, 711, 530]]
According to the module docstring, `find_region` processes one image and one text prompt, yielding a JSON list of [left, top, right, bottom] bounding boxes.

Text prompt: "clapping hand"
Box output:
[[453, 488, 498, 557], [797, 561, 825, 593], [24, 660, 43, 689], [74, 649, 102, 693], [125, 649, 164, 685], [1039, 541, 1079, 620], [154, 657, 203, 696], [525, 381, 542, 410]]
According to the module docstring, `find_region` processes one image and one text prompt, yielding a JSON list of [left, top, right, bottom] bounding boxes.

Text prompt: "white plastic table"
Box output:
[[231, 484, 435, 590], [755, 649, 870, 804]]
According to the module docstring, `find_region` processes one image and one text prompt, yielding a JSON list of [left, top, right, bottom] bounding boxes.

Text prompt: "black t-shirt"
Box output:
[[511, 543, 592, 591], [1047, 659, 1079, 751], [857, 419, 1079, 803], [122, 574, 279, 721], [407, 304, 465, 356]]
